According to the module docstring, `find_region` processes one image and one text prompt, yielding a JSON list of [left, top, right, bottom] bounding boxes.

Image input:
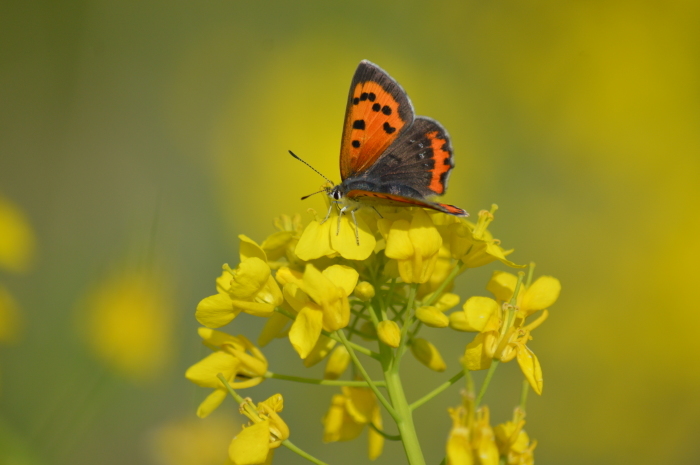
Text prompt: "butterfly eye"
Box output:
[[333, 190, 342, 200]]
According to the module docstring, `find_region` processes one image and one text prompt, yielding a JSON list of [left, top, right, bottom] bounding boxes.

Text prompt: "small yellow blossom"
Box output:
[[80, 270, 173, 382], [285, 264, 358, 359], [494, 408, 536, 465], [229, 394, 289, 465], [377, 320, 401, 347], [416, 306, 449, 328], [411, 337, 447, 372], [379, 208, 442, 283], [262, 214, 304, 268], [447, 393, 499, 465], [186, 328, 267, 418], [446, 206, 523, 269], [295, 207, 376, 261], [322, 387, 384, 460]]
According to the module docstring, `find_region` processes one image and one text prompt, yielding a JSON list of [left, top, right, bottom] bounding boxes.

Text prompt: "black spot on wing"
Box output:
[[353, 119, 365, 130], [372, 103, 381, 112], [383, 122, 396, 134], [368, 92, 376, 101], [382, 105, 392, 115], [352, 140, 360, 148]]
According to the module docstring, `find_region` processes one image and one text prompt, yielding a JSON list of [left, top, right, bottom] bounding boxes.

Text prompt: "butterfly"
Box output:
[[292, 60, 468, 244]]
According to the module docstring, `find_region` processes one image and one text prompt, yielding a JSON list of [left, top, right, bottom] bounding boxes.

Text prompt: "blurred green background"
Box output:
[[1, 1, 699, 464]]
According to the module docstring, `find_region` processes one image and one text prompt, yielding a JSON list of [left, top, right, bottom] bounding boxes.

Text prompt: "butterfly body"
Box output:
[[329, 61, 468, 219]]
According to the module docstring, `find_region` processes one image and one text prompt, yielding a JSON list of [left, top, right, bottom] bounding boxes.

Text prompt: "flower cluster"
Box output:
[[186, 204, 560, 465]]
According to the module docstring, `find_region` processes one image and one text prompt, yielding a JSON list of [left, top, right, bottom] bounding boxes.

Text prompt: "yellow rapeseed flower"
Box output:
[[186, 328, 267, 418], [284, 264, 358, 359], [80, 270, 173, 382], [295, 206, 376, 261], [494, 408, 536, 465], [446, 392, 499, 465], [322, 386, 384, 460], [229, 394, 289, 465]]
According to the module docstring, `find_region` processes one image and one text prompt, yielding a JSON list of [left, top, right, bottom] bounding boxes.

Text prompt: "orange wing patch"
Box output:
[[340, 82, 409, 178], [425, 130, 452, 195]]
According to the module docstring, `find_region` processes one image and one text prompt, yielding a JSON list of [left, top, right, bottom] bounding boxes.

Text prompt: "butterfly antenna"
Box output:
[[300, 189, 325, 200], [288, 150, 334, 186]]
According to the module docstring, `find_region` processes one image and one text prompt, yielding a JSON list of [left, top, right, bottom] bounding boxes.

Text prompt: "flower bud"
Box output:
[[410, 338, 446, 372], [354, 281, 375, 301], [377, 320, 401, 348], [324, 345, 350, 380], [415, 306, 449, 328], [449, 311, 470, 331]]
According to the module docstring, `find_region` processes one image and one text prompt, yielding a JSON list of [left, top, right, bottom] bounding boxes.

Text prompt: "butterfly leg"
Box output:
[[336, 206, 347, 235], [350, 208, 360, 245], [319, 203, 335, 225], [372, 206, 384, 219]]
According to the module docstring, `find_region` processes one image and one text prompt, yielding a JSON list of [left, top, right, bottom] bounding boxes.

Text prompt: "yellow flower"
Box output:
[[284, 264, 358, 359], [378, 208, 442, 283], [446, 393, 499, 465], [79, 270, 173, 382], [445, 206, 523, 269], [229, 394, 289, 465], [324, 345, 350, 379], [354, 281, 375, 301], [261, 214, 304, 268], [322, 387, 384, 460], [0, 195, 35, 274], [416, 291, 459, 329], [494, 408, 536, 465], [150, 413, 239, 465], [295, 206, 376, 261], [377, 320, 401, 347], [462, 272, 560, 395], [185, 328, 267, 418]]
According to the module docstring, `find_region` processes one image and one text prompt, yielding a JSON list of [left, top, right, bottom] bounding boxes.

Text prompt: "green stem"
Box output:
[[265, 372, 385, 387], [520, 378, 529, 412], [369, 422, 402, 441], [336, 330, 397, 419], [409, 370, 465, 411], [475, 360, 500, 406], [217, 374, 329, 465], [396, 284, 418, 362]]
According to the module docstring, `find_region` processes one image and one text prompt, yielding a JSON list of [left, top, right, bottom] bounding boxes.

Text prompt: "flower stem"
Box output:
[[409, 370, 465, 411], [264, 371, 385, 387], [369, 422, 402, 441], [281, 439, 330, 465], [336, 330, 397, 419], [475, 360, 500, 407], [422, 262, 468, 307]]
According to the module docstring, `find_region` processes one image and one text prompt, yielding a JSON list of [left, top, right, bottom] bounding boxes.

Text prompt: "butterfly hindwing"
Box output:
[[339, 61, 415, 180], [345, 189, 467, 216], [360, 116, 455, 197]]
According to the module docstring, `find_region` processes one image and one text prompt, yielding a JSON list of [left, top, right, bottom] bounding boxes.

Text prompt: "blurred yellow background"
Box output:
[[1, 1, 699, 464]]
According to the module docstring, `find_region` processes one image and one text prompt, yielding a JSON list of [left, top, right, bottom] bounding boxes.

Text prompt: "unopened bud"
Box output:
[[410, 338, 446, 372], [416, 306, 449, 328], [354, 281, 375, 301], [377, 320, 401, 348], [324, 345, 350, 380]]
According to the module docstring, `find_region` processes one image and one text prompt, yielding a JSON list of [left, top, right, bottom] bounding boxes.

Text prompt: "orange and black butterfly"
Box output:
[[292, 60, 468, 242]]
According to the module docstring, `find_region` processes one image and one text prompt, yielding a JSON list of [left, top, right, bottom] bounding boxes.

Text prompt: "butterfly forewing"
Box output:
[[339, 61, 415, 180], [345, 190, 467, 216]]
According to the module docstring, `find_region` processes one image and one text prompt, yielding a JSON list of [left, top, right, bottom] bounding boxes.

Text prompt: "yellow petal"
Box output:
[[216, 268, 234, 293], [463, 333, 493, 371], [303, 334, 337, 367], [275, 267, 303, 287], [261, 231, 293, 261], [516, 345, 543, 395], [377, 320, 401, 348], [324, 345, 350, 379], [486, 271, 518, 302], [230, 300, 275, 317], [300, 264, 336, 307], [521, 276, 561, 312], [323, 395, 364, 442], [344, 387, 375, 424], [185, 351, 239, 388], [322, 265, 360, 296], [384, 220, 413, 260], [449, 311, 471, 332], [196, 388, 228, 418], [258, 312, 291, 347], [368, 405, 384, 460], [229, 420, 270, 465], [295, 220, 334, 260], [446, 425, 473, 465], [288, 307, 323, 359], [195, 293, 238, 328], [331, 213, 375, 260], [461, 297, 499, 332], [416, 306, 449, 328], [434, 293, 460, 312], [198, 327, 241, 350], [229, 258, 270, 300], [238, 234, 267, 263], [282, 283, 310, 313], [408, 209, 442, 259], [410, 338, 447, 372]]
